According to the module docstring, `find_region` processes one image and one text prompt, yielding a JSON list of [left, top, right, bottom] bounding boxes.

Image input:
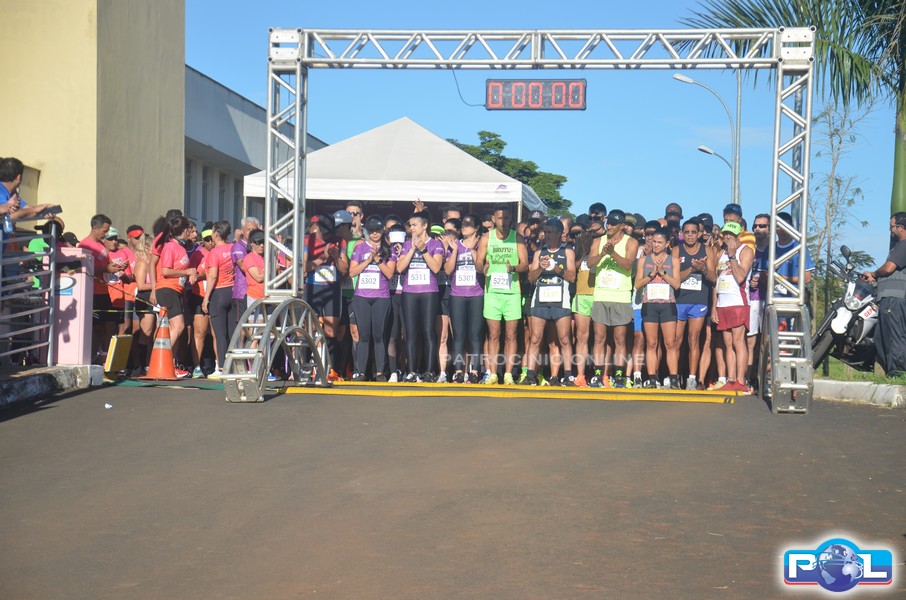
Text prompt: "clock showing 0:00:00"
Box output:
[[485, 79, 587, 111]]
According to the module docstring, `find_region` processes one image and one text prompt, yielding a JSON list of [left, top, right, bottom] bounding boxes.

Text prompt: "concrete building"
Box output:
[[1, 0, 185, 238], [1, 0, 324, 238]]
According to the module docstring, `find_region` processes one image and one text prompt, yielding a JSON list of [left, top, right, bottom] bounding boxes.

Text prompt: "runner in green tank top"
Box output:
[[586, 209, 639, 388], [476, 203, 528, 385]]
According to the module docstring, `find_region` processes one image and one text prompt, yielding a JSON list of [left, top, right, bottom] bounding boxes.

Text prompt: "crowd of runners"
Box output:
[[300, 199, 813, 393]]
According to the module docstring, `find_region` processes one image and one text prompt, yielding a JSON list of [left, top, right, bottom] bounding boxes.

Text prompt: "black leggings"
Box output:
[[388, 293, 404, 373], [209, 287, 234, 368], [351, 295, 391, 375], [402, 291, 439, 374], [449, 295, 484, 372]]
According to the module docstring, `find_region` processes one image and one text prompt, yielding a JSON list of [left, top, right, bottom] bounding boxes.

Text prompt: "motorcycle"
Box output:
[[811, 245, 878, 370]]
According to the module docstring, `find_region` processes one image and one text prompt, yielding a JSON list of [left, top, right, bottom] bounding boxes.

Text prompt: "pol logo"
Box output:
[[784, 538, 893, 592]]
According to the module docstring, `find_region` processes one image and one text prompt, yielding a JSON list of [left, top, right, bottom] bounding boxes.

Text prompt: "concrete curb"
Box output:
[[813, 379, 905, 408], [0, 365, 104, 409]]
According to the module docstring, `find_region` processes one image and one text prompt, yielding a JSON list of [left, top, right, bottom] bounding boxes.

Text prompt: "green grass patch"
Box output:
[[815, 357, 906, 385]]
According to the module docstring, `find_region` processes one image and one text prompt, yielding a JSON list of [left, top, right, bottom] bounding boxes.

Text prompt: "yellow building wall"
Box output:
[[0, 0, 184, 239], [97, 0, 185, 234], [0, 0, 99, 237]]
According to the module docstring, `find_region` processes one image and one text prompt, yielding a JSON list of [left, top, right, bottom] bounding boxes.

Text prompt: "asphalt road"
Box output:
[[1, 385, 903, 599]]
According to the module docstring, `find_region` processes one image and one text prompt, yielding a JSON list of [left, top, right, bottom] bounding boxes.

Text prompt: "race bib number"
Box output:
[[341, 275, 354, 291], [358, 272, 380, 290], [390, 274, 402, 292], [538, 284, 563, 303], [314, 265, 337, 284], [680, 274, 702, 291], [718, 276, 737, 294], [455, 265, 477, 287], [599, 269, 622, 290], [490, 272, 511, 291], [407, 268, 430, 287], [647, 282, 670, 301]]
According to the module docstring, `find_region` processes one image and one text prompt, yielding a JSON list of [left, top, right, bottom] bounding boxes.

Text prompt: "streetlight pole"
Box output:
[[674, 72, 741, 206], [698, 146, 733, 200]]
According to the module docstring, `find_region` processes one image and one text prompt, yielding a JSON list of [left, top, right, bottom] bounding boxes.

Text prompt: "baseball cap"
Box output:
[[315, 213, 335, 232], [388, 230, 406, 245], [574, 214, 591, 229], [530, 210, 545, 220], [333, 210, 353, 225], [723, 203, 743, 217], [248, 229, 266, 244], [104, 227, 119, 240], [364, 215, 384, 231], [721, 221, 742, 236], [606, 209, 626, 226], [62, 232, 79, 246], [624, 213, 637, 227], [430, 225, 445, 236], [698, 213, 714, 230]]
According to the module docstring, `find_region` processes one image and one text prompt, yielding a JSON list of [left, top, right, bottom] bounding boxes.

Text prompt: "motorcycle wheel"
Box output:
[[811, 330, 834, 369]]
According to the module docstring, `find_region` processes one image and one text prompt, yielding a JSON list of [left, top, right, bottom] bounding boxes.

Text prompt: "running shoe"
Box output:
[[522, 375, 539, 386], [207, 369, 222, 380], [419, 372, 436, 383], [436, 372, 448, 384], [388, 371, 399, 383], [351, 372, 367, 382], [192, 366, 204, 379], [374, 373, 387, 383], [588, 370, 604, 388], [403, 372, 419, 383], [467, 372, 480, 384], [517, 370, 528, 384], [503, 372, 516, 386], [669, 377, 681, 390], [328, 369, 343, 382], [612, 377, 626, 389], [483, 373, 499, 385], [267, 373, 279, 382], [174, 367, 190, 378], [452, 372, 465, 384], [573, 374, 588, 387], [685, 376, 698, 391], [548, 376, 562, 386], [538, 373, 549, 386], [642, 377, 658, 389], [562, 376, 577, 387], [707, 379, 728, 390], [632, 374, 644, 388]]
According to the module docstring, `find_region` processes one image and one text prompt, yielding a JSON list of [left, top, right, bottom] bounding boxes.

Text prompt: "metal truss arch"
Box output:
[[248, 25, 817, 411]]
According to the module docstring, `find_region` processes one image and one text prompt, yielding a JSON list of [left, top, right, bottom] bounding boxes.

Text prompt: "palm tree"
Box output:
[[681, 0, 906, 215]]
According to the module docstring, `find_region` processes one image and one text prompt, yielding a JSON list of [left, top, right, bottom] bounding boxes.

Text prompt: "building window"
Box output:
[[234, 177, 243, 223], [202, 166, 210, 219], [185, 159, 193, 214], [219, 173, 227, 222]]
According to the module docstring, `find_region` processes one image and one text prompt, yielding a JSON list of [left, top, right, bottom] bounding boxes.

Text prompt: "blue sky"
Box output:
[[186, 0, 896, 266]]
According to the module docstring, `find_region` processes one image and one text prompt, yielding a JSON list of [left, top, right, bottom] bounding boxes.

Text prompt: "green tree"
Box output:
[[807, 101, 873, 323], [681, 0, 906, 216], [449, 131, 572, 216]]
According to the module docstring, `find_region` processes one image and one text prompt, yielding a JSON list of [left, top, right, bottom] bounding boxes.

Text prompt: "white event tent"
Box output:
[[243, 117, 545, 218]]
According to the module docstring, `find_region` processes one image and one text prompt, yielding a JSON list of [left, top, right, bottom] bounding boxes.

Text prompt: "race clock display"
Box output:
[[485, 79, 587, 111]]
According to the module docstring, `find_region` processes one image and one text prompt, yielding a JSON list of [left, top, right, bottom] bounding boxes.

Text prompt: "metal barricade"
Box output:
[[0, 217, 57, 367]]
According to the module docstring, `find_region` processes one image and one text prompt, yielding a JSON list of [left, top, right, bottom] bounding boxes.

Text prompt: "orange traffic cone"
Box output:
[[142, 312, 177, 381]]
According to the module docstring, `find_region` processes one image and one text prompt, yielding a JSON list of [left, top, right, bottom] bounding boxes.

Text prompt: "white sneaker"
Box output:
[[436, 372, 447, 383], [207, 369, 222, 380], [388, 371, 399, 383], [685, 376, 697, 391]]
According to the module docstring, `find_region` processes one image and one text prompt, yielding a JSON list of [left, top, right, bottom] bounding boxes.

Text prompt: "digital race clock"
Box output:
[[485, 79, 587, 111]]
